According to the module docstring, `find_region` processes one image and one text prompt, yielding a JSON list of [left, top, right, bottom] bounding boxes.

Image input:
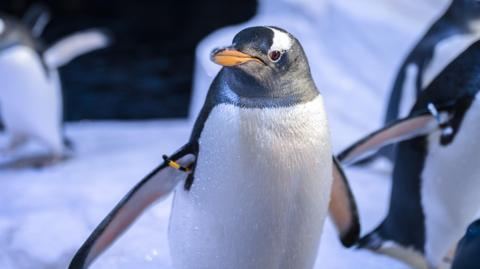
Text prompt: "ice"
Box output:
[[0, 0, 454, 268]]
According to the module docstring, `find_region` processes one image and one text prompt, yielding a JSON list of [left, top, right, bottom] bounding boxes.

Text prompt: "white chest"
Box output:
[[421, 93, 480, 265], [169, 96, 333, 269]]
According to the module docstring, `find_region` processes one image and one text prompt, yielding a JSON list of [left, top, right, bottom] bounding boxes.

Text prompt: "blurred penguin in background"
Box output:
[[451, 219, 480, 269], [0, 3, 110, 165], [379, 0, 480, 162]]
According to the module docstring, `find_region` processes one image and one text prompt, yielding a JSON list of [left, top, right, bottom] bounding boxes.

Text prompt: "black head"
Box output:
[[0, 14, 39, 53], [464, 219, 480, 242], [449, 0, 480, 24], [210, 26, 317, 105], [451, 219, 480, 269]]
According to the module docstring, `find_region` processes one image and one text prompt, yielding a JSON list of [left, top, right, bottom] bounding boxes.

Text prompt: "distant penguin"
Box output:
[[379, 0, 480, 162], [69, 26, 360, 269], [338, 39, 480, 268], [451, 219, 480, 269], [0, 9, 110, 163]]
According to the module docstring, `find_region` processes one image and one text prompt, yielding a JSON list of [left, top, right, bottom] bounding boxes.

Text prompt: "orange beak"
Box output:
[[211, 47, 263, 67]]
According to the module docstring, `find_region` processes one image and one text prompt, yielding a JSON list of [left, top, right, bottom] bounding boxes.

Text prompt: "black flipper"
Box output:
[[329, 157, 360, 247], [338, 113, 439, 165], [69, 144, 196, 269]]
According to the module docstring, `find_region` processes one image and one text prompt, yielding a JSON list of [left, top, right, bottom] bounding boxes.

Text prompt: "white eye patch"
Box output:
[[267, 27, 292, 52], [0, 19, 5, 34]]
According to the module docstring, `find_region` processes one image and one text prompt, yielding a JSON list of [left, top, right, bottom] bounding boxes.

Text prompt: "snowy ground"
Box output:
[[0, 0, 452, 268], [0, 121, 407, 269]]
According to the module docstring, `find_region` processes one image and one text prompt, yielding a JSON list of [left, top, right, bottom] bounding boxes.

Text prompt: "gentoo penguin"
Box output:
[[69, 26, 360, 269], [0, 11, 109, 162], [338, 40, 480, 268], [451, 219, 480, 269], [379, 0, 480, 162], [386, 0, 480, 123]]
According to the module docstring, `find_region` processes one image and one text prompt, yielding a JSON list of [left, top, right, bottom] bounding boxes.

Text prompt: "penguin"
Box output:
[[451, 219, 480, 269], [386, 0, 480, 123], [69, 26, 360, 269], [378, 0, 480, 162], [0, 11, 110, 163], [338, 39, 480, 268]]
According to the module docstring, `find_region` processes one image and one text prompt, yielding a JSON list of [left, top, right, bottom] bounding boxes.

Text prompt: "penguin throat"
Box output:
[[221, 68, 318, 108], [225, 67, 275, 97]]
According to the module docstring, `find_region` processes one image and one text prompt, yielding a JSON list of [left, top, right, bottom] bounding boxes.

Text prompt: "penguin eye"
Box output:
[[268, 50, 282, 62]]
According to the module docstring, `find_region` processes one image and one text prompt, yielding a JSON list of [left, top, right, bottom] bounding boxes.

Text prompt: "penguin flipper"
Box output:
[[337, 113, 438, 165], [329, 157, 360, 247], [69, 147, 196, 269], [44, 28, 112, 69]]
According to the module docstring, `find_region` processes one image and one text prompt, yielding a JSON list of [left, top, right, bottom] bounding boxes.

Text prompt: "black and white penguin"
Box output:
[[0, 9, 110, 162], [338, 39, 480, 268], [386, 0, 480, 123], [451, 219, 480, 269], [69, 26, 360, 269], [378, 0, 480, 162]]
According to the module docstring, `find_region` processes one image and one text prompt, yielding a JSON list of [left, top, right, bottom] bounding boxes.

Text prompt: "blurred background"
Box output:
[[0, 0, 255, 120]]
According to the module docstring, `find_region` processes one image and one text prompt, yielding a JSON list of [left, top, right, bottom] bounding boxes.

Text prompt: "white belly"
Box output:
[[422, 93, 480, 267], [169, 96, 333, 269], [0, 46, 63, 153]]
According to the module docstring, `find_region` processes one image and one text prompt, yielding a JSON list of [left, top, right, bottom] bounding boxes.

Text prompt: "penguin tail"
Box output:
[[357, 229, 384, 250], [357, 229, 428, 269], [43, 28, 112, 69]]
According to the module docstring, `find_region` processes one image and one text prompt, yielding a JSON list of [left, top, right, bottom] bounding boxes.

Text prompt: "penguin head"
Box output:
[[465, 219, 480, 241], [450, 0, 480, 24], [451, 219, 480, 269], [210, 26, 316, 102]]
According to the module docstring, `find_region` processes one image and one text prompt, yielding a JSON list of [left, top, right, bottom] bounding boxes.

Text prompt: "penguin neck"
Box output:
[[445, 2, 480, 31], [218, 67, 318, 108]]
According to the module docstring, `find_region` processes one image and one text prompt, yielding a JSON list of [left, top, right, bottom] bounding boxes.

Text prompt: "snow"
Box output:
[[0, 121, 405, 269], [0, 0, 454, 268]]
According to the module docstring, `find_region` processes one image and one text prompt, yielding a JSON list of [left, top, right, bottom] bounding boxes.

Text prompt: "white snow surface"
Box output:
[[0, 0, 454, 268], [0, 121, 402, 269]]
